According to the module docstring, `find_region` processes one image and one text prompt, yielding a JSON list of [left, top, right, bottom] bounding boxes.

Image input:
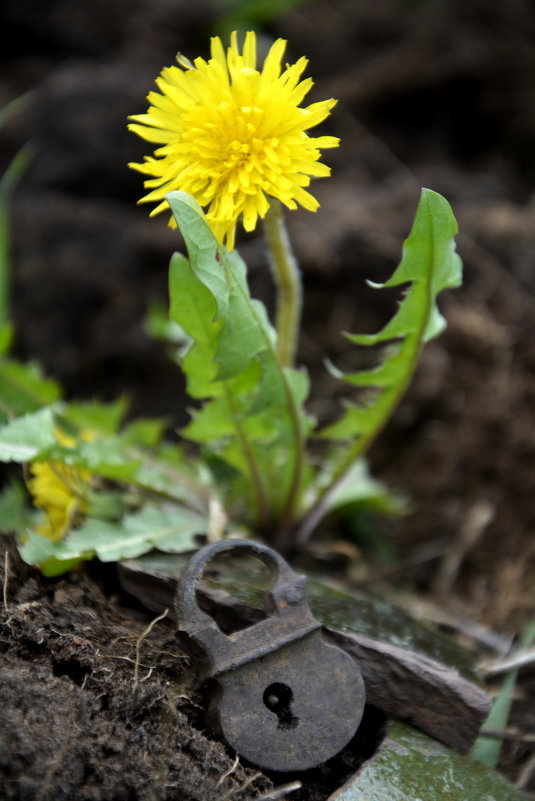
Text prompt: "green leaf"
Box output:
[[0, 406, 57, 462], [58, 397, 128, 436], [320, 189, 461, 445], [122, 417, 167, 448], [296, 189, 461, 540], [18, 503, 205, 576], [0, 480, 38, 532], [169, 250, 223, 399], [16, 529, 85, 576], [144, 300, 191, 346], [0, 359, 61, 425], [166, 191, 310, 521], [26, 402, 211, 513], [131, 443, 211, 512], [71, 504, 203, 562], [45, 435, 142, 482], [0, 322, 13, 356], [144, 300, 190, 365], [320, 459, 407, 517]]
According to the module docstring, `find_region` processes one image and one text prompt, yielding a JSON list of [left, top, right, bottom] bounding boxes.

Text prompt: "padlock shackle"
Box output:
[[175, 539, 304, 636]]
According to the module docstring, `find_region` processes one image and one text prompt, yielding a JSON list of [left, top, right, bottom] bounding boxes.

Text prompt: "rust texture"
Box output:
[[175, 540, 366, 773]]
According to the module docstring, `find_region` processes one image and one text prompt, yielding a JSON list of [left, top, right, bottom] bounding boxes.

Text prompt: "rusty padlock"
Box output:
[[175, 539, 366, 772]]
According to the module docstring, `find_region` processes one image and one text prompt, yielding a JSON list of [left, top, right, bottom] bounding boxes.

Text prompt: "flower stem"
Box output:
[[263, 200, 302, 369]]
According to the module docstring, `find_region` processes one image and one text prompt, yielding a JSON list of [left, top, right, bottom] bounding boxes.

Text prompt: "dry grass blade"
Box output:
[[254, 781, 302, 799], [216, 754, 240, 788], [482, 648, 535, 677], [132, 607, 169, 692], [220, 771, 263, 800]]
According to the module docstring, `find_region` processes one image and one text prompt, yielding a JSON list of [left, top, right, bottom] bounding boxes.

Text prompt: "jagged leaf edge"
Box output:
[[18, 503, 206, 576], [166, 191, 308, 517], [319, 188, 461, 443]]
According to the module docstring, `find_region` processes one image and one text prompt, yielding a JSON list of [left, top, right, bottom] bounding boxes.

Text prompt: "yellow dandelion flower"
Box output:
[[27, 429, 94, 542], [128, 31, 339, 250]]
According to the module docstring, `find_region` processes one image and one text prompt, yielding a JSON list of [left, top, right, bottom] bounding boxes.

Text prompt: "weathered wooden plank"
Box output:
[[324, 628, 490, 753]]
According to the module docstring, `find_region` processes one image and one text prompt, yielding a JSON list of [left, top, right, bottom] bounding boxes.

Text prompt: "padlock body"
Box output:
[[214, 628, 366, 772]]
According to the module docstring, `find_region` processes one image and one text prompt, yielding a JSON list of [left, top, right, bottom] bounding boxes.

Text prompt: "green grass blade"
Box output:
[[0, 144, 33, 334], [471, 614, 535, 767]]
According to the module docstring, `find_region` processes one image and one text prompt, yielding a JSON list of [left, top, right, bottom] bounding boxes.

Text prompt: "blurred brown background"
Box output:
[[1, 0, 535, 631]]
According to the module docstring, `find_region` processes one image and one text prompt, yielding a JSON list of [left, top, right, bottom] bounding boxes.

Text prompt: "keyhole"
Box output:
[[262, 682, 300, 730]]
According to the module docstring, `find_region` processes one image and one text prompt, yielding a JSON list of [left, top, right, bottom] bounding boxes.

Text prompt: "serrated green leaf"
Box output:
[[45, 436, 142, 482], [17, 529, 86, 575], [65, 504, 206, 562], [19, 503, 205, 575], [321, 189, 461, 443], [0, 406, 57, 462], [28, 405, 210, 513], [167, 192, 281, 387], [0, 359, 61, 424], [166, 190, 309, 522], [295, 190, 461, 540], [92, 504, 203, 560]]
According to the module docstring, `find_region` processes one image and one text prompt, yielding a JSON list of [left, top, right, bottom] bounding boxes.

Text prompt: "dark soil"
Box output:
[[0, 539, 273, 801], [1, 0, 535, 798], [0, 540, 386, 801]]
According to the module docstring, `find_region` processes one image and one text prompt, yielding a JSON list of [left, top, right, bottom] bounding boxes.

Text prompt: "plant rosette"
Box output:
[[0, 31, 462, 577]]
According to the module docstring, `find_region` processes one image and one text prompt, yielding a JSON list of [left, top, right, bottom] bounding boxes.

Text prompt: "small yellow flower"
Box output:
[[27, 429, 93, 542], [128, 31, 339, 250]]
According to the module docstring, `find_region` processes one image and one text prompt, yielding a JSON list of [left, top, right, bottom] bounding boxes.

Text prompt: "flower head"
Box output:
[[128, 31, 339, 250], [27, 429, 94, 542]]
